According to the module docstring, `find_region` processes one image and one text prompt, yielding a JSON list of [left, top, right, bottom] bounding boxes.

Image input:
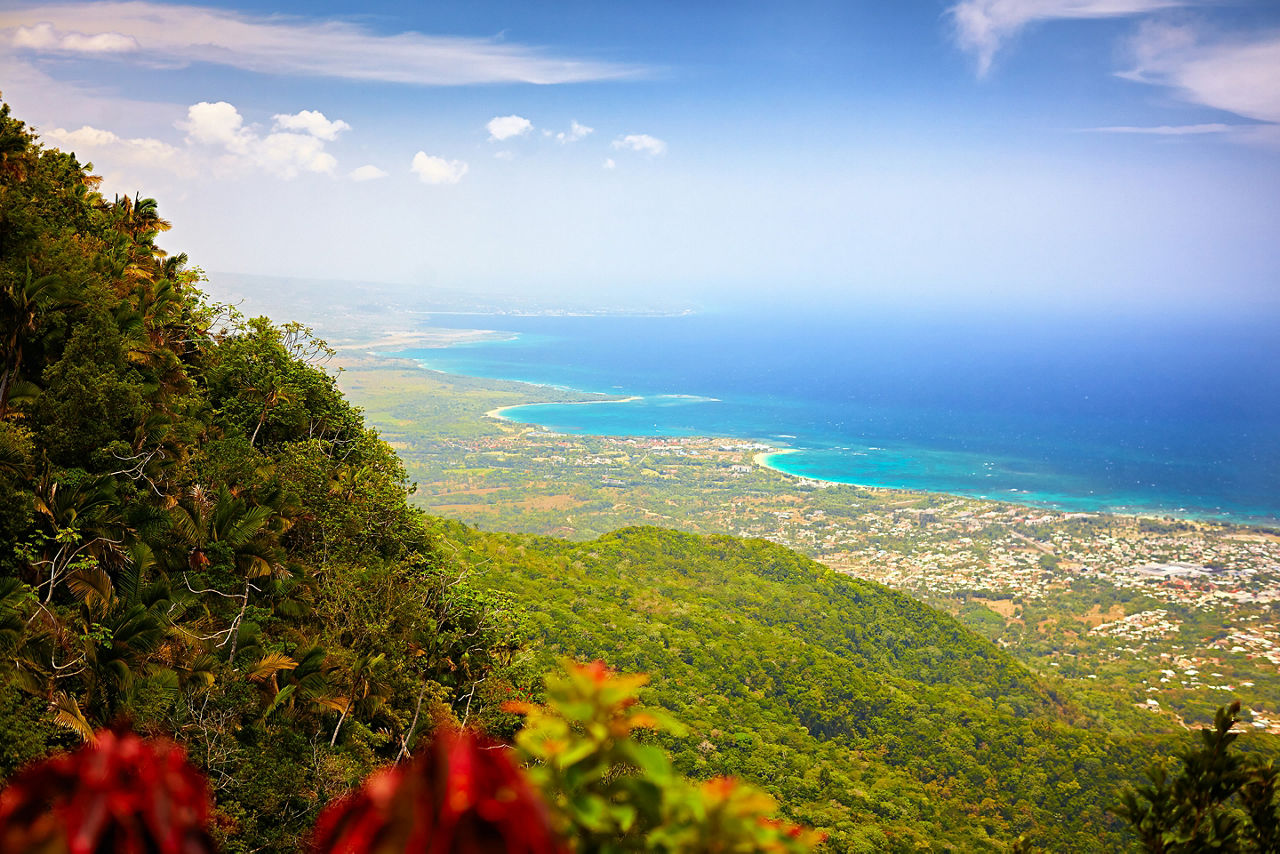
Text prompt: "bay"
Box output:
[[394, 309, 1280, 526]]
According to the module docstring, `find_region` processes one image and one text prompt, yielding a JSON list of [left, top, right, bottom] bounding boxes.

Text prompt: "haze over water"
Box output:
[[402, 309, 1280, 527]]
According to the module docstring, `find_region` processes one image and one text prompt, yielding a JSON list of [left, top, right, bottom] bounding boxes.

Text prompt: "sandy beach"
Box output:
[[752, 448, 799, 470], [486, 396, 643, 422]]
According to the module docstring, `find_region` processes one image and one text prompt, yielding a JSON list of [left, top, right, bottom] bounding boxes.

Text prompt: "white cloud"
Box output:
[[273, 109, 351, 141], [46, 125, 122, 148], [1087, 123, 1234, 134], [947, 0, 1195, 76], [411, 151, 468, 184], [10, 21, 138, 53], [349, 164, 388, 181], [180, 101, 253, 152], [256, 132, 336, 178], [44, 124, 185, 172], [603, 157, 616, 169], [0, 2, 642, 85], [1120, 23, 1280, 125], [557, 120, 594, 143], [179, 101, 341, 178], [487, 115, 533, 141], [41, 104, 351, 181], [612, 133, 666, 156]]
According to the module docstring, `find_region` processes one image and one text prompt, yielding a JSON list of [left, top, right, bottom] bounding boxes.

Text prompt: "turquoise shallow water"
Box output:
[[401, 310, 1280, 527]]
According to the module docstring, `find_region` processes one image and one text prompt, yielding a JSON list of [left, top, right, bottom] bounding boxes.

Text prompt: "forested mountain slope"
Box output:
[[0, 101, 526, 852], [447, 522, 1168, 851], [1, 97, 1255, 854]]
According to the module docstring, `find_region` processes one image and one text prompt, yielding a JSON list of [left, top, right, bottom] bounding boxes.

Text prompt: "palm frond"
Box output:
[[316, 696, 350, 714], [167, 505, 203, 548], [241, 554, 275, 579], [263, 683, 296, 718], [51, 692, 96, 743], [224, 504, 276, 548], [183, 653, 219, 688], [119, 541, 154, 605], [66, 563, 114, 610], [248, 652, 298, 683], [139, 666, 180, 708]]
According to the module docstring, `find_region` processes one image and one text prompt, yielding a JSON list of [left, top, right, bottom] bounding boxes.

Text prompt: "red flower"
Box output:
[[0, 728, 216, 854], [310, 728, 566, 854]]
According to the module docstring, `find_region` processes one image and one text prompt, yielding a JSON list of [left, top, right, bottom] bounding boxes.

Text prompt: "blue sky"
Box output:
[[0, 0, 1277, 315]]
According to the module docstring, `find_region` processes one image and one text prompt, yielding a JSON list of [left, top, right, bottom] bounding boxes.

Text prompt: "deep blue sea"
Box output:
[[396, 309, 1280, 527]]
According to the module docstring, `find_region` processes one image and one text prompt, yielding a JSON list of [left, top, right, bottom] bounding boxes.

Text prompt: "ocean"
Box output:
[[394, 309, 1280, 527]]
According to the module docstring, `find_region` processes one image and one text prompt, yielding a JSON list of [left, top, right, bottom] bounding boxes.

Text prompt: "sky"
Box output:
[[0, 0, 1278, 316]]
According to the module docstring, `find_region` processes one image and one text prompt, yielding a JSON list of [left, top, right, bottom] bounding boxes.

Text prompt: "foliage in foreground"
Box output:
[[506, 660, 824, 852], [0, 661, 821, 854], [1115, 700, 1280, 853]]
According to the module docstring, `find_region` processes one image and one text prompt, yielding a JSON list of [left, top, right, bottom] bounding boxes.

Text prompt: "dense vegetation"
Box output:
[[445, 522, 1182, 850], [2, 99, 1276, 853], [0, 101, 526, 851]]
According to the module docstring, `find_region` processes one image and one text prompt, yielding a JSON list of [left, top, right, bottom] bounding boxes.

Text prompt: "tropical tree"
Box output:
[[167, 485, 292, 662], [1115, 701, 1280, 853], [0, 265, 63, 416], [27, 471, 127, 604]]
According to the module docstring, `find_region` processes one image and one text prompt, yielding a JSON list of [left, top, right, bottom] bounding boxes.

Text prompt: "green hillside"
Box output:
[[0, 100, 528, 851], [4, 97, 1272, 853], [448, 522, 1163, 851]]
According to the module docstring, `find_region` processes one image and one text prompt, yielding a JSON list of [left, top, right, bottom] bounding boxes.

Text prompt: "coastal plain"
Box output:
[[335, 345, 1280, 735]]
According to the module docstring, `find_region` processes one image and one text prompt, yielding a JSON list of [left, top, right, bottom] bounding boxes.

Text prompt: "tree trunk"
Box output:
[[398, 684, 427, 762], [224, 576, 251, 663], [330, 705, 349, 748]]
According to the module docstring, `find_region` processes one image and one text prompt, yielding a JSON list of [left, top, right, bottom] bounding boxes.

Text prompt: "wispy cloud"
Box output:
[[612, 133, 667, 156], [487, 115, 533, 141], [11, 20, 138, 53], [410, 152, 468, 184], [1120, 23, 1280, 125], [947, 0, 1196, 76], [1086, 122, 1233, 134], [0, 1, 644, 85]]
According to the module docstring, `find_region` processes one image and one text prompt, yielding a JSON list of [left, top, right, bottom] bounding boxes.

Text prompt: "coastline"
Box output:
[[335, 322, 1280, 741], [751, 444, 1275, 529], [373, 332, 1277, 531], [475, 372, 1274, 528], [485, 396, 643, 422], [752, 448, 799, 468]]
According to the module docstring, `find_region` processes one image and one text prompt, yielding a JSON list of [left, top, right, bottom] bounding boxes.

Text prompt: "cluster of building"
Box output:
[[412, 424, 1280, 730]]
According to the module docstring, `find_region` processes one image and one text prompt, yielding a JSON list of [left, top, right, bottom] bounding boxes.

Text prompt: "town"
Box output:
[[337, 355, 1280, 734]]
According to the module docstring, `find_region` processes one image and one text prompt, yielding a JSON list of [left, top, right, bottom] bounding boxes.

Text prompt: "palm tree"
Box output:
[[108, 194, 172, 288], [0, 100, 32, 183], [327, 652, 391, 746], [29, 471, 127, 603], [0, 265, 63, 416], [168, 485, 291, 662], [251, 645, 340, 723]]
